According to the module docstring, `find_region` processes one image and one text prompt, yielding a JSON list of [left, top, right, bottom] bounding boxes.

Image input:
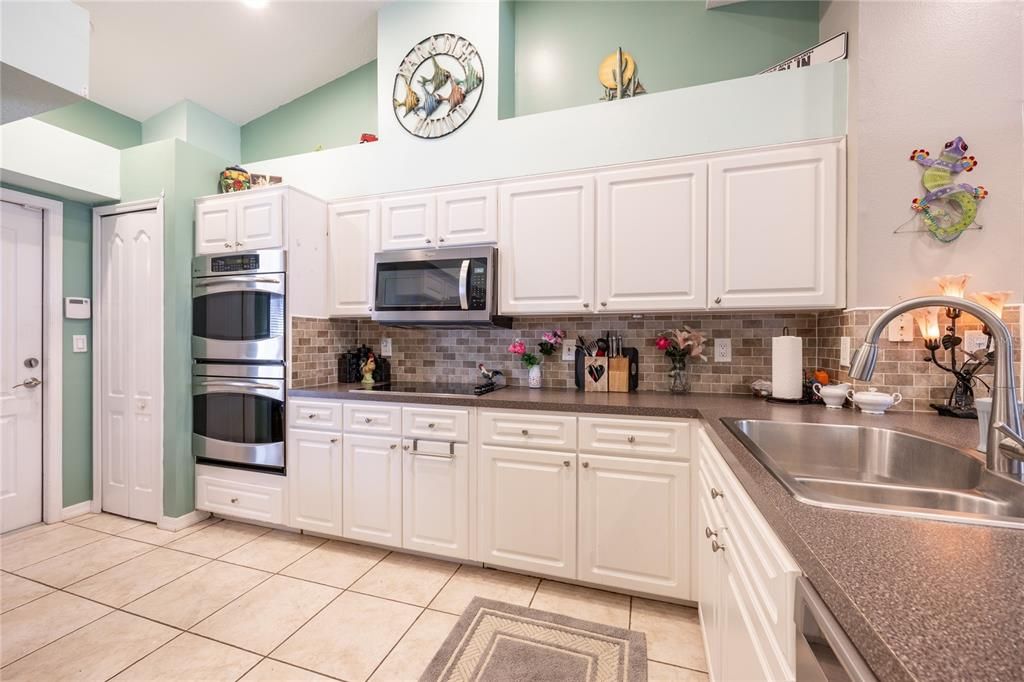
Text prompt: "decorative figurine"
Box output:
[[909, 136, 988, 242], [599, 47, 646, 102], [219, 165, 250, 193], [360, 352, 377, 386]]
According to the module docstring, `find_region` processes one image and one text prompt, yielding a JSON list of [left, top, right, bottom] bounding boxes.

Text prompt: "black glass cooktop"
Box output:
[[351, 382, 506, 397]]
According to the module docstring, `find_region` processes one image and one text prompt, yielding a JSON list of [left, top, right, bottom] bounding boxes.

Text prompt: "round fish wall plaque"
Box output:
[[392, 33, 484, 139]]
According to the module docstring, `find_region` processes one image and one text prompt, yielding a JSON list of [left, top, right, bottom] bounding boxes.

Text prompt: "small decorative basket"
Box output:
[[219, 166, 250, 193]]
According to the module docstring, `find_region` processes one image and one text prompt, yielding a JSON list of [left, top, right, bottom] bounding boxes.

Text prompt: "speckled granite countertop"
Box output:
[[291, 385, 1024, 681]]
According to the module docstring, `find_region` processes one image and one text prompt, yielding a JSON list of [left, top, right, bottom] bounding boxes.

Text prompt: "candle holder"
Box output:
[[918, 304, 993, 419]]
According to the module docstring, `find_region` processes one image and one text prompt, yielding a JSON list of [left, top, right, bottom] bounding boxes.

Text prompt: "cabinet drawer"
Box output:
[[289, 400, 343, 431], [403, 406, 469, 442], [196, 465, 285, 524], [344, 403, 402, 435], [579, 417, 690, 459], [479, 410, 577, 451]]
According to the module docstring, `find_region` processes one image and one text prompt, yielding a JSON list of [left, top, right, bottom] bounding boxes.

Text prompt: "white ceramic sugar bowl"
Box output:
[[847, 387, 902, 415], [813, 382, 852, 408]]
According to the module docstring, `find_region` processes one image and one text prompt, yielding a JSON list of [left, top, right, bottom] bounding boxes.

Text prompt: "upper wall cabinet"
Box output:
[[328, 199, 379, 317], [380, 193, 436, 251], [708, 140, 845, 309], [595, 161, 708, 312], [195, 189, 284, 254], [436, 184, 498, 247], [499, 174, 596, 315]]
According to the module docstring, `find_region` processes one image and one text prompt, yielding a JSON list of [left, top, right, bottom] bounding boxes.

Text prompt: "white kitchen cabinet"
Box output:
[[402, 441, 470, 559], [195, 201, 237, 254], [381, 193, 436, 251], [235, 191, 284, 251], [478, 445, 576, 578], [596, 161, 707, 312], [707, 140, 845, 309], [328, 199, 379, 317], [498, 174, 595, 315], [577, 454, 690, 599], [436, 184, 498, 247], [287, 429, 342, 536], [196, 464, 285, 524], [696, 486, 722, 681], [343, 434, 403, 547]]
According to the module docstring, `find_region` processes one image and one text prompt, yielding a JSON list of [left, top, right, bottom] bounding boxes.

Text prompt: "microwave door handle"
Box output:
[[458, 260, 470, 310], [194, 277, 281, 287]]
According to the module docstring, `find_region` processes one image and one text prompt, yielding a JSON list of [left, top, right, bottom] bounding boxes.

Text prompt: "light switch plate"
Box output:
[[72, 335, 88, 353], [380, 337, 392, 357], [714, 338, 732, 362], [840, 337, 852, 367], [887, 313, 914, 342], [562, 341, 576, 361]]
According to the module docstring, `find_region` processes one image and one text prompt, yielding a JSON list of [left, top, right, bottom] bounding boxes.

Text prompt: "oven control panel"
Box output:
[[210, 254, 260, 272], [469, 259, 488, 310]]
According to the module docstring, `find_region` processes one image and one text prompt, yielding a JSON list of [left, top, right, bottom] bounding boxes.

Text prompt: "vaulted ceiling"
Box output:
[[78, 0, 383, 124]]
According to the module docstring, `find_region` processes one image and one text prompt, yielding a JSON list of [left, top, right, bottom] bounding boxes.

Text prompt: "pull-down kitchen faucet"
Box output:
[[849, 296, 1024, 481]]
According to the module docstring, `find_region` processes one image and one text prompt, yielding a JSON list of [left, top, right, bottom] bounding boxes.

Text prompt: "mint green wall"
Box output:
[[184, 102, 240, 164], [240, 60, 377, 163], [512, 0, 820, 116], [142, 102, 188, 145], [0, 182, 93, 507], [119, 139, 228, 518], [498, 1, 516, 120], [34, 100, 141, 149]]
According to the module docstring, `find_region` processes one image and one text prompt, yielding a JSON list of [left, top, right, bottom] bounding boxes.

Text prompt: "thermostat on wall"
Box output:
[[64, 297, 91, 319]]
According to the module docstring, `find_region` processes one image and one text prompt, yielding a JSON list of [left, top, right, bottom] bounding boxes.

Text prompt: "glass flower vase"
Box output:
[[668, 357, 690, 394]]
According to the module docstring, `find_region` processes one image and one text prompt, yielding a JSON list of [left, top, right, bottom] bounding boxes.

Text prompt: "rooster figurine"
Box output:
[[478, 364, 503, 384]]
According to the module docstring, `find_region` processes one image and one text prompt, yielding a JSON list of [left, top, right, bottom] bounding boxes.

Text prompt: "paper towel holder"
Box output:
[[766, 326, 815, 405]]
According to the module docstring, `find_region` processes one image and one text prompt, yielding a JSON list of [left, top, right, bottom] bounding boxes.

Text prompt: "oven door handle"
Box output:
[[458, 259, 470, 310], [198, 380, 281, 390], [194, 276, 281, 286]]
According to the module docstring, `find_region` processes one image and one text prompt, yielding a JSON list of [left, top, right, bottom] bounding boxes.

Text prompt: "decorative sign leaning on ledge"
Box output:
[[759, 32, 847, 74], [392, 33, 484, 139]]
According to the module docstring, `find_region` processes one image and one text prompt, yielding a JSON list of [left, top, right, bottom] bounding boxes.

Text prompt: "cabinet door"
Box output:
[[436, 185, 497, 247], [596, 162, 707, 312], [343, 434, 403, 547], [195, 201, 237, 255], [578, 454, 690, 598], [708, 141, 844, 309], [288, 429, 342, 535], [403, 446, 469, 559], [380, 193, 436, 251], [720, 550, 782, 682], [478, 445, 576, 578], [235, 191, 284, 251], [696, 485, 722, 680], [498, 175, 595, 315], [328, 200, 379, 317]]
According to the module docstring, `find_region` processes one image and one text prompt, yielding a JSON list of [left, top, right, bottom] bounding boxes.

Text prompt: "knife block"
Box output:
[[608, 357, 630, 393], [583, 357, 608, 392]]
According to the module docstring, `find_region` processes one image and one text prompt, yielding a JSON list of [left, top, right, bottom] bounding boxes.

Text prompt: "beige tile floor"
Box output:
[[0, 513, 708, 681]]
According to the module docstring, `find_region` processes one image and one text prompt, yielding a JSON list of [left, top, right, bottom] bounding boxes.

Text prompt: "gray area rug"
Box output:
[[420, 597, 648, 682]]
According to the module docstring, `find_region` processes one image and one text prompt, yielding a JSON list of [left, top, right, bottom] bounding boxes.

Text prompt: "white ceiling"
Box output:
[[78, 0, 383, 125]]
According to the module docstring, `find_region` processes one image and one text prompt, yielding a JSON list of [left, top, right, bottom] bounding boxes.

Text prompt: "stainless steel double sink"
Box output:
[[723, 419, 1024, 529]]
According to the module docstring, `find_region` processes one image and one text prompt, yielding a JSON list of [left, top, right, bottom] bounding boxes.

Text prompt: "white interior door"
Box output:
[[99, 209, 162, 523], [1, 201, 44, 533]]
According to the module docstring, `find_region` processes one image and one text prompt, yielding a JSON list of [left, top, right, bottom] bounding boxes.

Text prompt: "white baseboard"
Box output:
[[62, 500, 93, 520], [158, 509, 211, 531]]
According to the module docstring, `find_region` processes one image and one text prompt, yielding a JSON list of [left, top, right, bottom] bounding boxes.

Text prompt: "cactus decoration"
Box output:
[[392, 34, 484, 139], [599, 47, 646, 101]]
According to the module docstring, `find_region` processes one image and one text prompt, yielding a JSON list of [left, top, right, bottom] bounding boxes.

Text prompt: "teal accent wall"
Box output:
[[498, 1, 516, 120], [119, 139, 228, 518], [0, 182, 94, 507], [142, 102, 188, 145], [240, 60, 377, 163], [512, 0, 820, 117], [34, 100, 142, 149], [142, 101, 241, 164]]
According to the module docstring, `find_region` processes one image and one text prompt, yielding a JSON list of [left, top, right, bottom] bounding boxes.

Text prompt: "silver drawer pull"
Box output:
[[364, 417, 373, 424], [711, 487, 724, 500], [705, 527, 717, 539], [712, 540, 726, 552], [521, 429, 529, 436], [330, 438, 339, 444], [627, 435, 636, 443], [230, 497, 239, 504]]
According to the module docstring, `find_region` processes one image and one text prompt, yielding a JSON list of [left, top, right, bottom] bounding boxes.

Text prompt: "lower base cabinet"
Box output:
[[478, 445, 577, 579], [287, 429, 342, 535], [578, 454, 690, 599], [343, 434, 403, 547], [402, 443, 470, 559]]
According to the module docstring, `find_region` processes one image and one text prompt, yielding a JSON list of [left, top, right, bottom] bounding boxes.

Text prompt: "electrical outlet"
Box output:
[[887, 313, 914, 342], [963, 330, 988, 353], [840, 337, 852, 367], [714, 338, 732, 362], [380, 337, 392, 357], [562, 340, 576, 361]]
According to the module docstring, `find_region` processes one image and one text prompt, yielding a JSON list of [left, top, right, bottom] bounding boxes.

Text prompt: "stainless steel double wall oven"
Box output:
[[192, 250, 286, 472]]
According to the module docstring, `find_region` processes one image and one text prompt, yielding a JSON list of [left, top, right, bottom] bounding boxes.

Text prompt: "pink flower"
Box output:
[[508, 340, 526, 356]]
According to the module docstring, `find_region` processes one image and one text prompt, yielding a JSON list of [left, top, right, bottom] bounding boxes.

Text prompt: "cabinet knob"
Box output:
[[582, 461, 589, 468], [224, 242, 232, 249], [714, 297, 722, 304], [403, 444, 410, 450], [711, 487, 724, 499], [428, 423, 436, 429], [330, 438, 339, 443], [439, 237, 446, 243], [521, 429, 529, 436], [368, 306, 373, 312], [390, 443, 398, 449], [627, 435, 636, 444], [236, 242, 243, 247], [563, 460, 571, 468], [705, 526, 718, 539], [600, 302, 607, 307], [364, 417, 373, 424], [425, 238, 432, 244], [308, 413, 316, 419], [583, 302, 590, 309], [230, 497, 239, 504], [712, 539, 726, 553]]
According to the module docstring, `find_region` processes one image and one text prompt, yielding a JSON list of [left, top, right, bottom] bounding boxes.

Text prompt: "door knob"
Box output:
[[23, 358, 39, 369], [11, 377, 41, 389]]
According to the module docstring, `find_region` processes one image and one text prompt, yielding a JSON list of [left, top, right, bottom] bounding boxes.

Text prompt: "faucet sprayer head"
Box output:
[[848, 343, 879, 381]]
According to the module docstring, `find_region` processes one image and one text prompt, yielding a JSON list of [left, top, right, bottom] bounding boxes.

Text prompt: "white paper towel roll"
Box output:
[[771, 334, 803, 400]]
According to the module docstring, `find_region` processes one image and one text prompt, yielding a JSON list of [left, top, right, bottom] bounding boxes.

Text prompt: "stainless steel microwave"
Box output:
[[371, 246, 510, 327]]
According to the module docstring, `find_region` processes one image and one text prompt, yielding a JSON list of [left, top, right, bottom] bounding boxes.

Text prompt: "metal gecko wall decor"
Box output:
[[392, 33, 484, 140], [906, 136, 988, 242]]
